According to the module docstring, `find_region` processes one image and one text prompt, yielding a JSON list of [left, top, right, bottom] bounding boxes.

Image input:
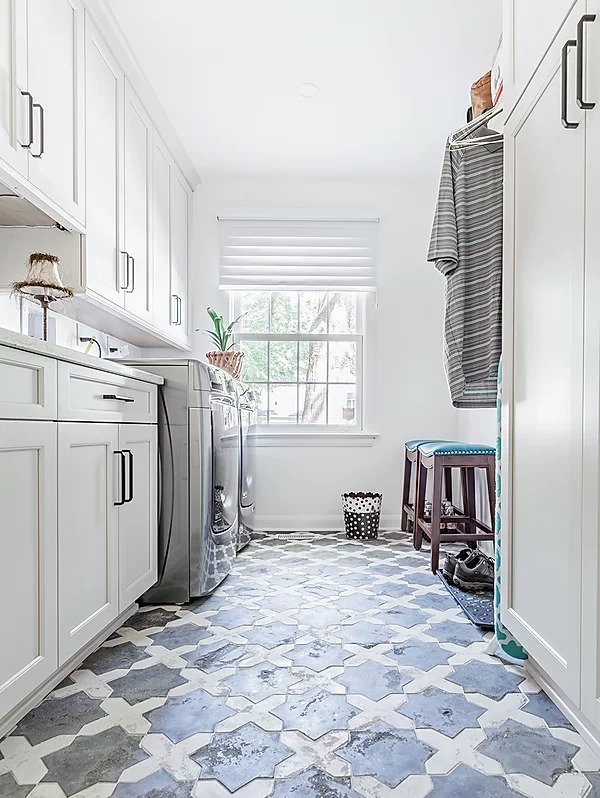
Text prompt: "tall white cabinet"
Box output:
[[502, 0, 600, 749]]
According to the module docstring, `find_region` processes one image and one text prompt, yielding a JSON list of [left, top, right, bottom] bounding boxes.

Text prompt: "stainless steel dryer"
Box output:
[[119, 359, 239, 603], [236, 382, 258, 551]]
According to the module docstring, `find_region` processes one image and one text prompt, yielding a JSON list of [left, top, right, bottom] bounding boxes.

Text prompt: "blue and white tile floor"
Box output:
[[2, 531, 600, 797]]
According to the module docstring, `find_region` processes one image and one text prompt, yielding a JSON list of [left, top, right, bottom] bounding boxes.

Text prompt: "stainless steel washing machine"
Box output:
[[236, 382, 258, 551], [119, 359, 239, 603]]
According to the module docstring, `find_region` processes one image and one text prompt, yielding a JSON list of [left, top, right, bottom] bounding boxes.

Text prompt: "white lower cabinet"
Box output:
[[58, 422, 120, 663], [0, 421, 58, 721], [117, 423, 157, 611]]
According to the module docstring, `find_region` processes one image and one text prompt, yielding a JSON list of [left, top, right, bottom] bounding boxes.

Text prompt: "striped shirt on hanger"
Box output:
[[428, 127, 503, 408]]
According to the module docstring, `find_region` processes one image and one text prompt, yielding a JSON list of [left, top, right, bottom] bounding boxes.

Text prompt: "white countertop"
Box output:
[[0, 328, 164, 385]]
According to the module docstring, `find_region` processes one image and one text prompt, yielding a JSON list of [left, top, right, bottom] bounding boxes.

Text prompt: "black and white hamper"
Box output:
[[341, 492, 382, 540]]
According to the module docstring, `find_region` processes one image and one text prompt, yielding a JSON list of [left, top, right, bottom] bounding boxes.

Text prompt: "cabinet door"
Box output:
[[501, 2, 586, 702], [58, 422, 119, 663], [83, 15, 125, 307], [0, 0, 28, 175], [170, 168, 190, 342], [580, 0, 600, 729], [26, 0, 84, 224], [504, 1, 577, 114], [152, 137, 172, 332], [118, 424, 157, 610], [123, 83, 152, 321], [0, 421, 57, 720]]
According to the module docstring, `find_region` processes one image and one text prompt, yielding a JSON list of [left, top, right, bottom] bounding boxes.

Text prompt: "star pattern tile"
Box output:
[[2, 531, 599, 798]]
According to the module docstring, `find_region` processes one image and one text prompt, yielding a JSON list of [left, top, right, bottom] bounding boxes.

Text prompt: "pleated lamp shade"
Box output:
[[12, 253, 74, 299]]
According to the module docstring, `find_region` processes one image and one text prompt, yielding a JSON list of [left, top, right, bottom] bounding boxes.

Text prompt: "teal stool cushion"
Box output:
[[405, 439, 450, 452], [418, 441, 496, 457]]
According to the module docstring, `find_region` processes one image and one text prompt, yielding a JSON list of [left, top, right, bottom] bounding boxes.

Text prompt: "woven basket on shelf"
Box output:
[[206, 351, 245, 379]]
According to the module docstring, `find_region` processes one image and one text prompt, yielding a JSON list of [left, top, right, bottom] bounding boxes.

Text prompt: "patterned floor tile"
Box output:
[[478, 719, 580, 785], [108, 663, 188, 703], [143, 689, 235, 741], [399, 686, 485, 737], [272, 689, 359, 738], [285, 641, 353, 671], [446, 661, 524, 699], [192, 724, 293, 791], [40, 726, 147, 795], [334, 661, 412, 700], [269, 767, 360, 797], [2, 531, 596, 798], [224, 664, 302, 701], [12, 692, 106, 745], [336, 721, 435, 787]]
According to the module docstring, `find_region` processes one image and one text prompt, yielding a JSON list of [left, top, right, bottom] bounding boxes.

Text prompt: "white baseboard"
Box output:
[[254, 514, 400, 533], [526, 658, 600, 759], [0, 604, 138, 741]]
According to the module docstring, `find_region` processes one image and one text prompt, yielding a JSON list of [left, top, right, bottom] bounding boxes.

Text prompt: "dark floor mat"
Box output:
[[437, 571, 494, 630]]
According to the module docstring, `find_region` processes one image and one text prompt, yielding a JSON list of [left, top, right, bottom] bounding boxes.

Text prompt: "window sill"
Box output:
[[250, 431, 379, 448]]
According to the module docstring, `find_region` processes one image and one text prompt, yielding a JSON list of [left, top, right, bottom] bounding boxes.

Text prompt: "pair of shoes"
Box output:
[[454, 551, 494, 592], [442, 548, 494, 592], [442, 548, 472, 582]]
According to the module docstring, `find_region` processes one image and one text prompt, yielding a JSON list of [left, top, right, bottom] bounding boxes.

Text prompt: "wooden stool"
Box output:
[[414, 442, 496, 572], [401, 440, 453, 533]]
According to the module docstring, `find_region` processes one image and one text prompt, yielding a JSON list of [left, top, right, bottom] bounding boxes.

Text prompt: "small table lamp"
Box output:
[[12, 253, 74, 341]]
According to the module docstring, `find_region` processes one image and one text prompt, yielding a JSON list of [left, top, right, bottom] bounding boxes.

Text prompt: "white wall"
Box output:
[[0, 293, 141, 359], [191, 175, 461, 531]]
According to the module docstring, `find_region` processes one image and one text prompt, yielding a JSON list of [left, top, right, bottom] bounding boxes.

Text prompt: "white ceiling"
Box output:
[[106, 0, 501, 178]]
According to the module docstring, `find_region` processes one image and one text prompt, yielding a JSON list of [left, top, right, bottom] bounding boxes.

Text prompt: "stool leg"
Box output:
[[465, 466, 476, 543], [430, 461, 443, 573], [414, 460, 427, 550], [401, 451, 411, 531], [444, 467, 453, 506], [485, 457, 496, 534]]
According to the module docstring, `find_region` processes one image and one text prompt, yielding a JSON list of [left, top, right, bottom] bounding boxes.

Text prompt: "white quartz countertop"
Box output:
[[0, 328, 164, 385]]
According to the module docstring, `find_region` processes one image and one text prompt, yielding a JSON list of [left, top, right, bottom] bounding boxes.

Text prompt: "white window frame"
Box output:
[[230, 292, 367, 434]]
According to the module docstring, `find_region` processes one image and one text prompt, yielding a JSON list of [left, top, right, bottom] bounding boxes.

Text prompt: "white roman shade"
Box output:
[[218, 213, 378, 291]]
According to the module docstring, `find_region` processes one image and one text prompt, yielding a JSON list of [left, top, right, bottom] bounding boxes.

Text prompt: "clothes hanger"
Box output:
[[449, 104, 504, 150]]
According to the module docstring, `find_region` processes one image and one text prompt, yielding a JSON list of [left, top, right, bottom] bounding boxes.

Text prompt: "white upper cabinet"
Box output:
[[123, 83, 153, 322], [83, 15, 124, 306], [0, 0, 28, 175], [170, 167, 191, 342], [504, 0, 577, 114], [26, 0, 84, 224], [152, 137, 172, 332]]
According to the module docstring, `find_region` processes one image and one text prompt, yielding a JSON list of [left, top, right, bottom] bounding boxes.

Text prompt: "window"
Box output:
[[232, 291, 364, 429]]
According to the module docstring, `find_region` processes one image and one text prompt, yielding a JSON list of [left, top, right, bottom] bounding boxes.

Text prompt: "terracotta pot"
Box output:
[[206, 350, 245, 379]]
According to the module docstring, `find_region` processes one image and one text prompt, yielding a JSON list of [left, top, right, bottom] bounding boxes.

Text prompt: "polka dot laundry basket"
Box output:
[[341, 492, 382, 540]]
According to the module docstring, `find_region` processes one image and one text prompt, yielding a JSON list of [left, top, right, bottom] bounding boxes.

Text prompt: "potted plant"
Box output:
[[204, 307, 245, 378]]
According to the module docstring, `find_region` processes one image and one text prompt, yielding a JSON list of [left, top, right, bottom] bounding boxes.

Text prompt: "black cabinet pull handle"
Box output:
[[102, 394, 135, 403], [32, 102, 44, 157], [114, 450, 126, 506], [120, 251, 129, 290], [122, 449, 134, 503], [125, 255, 135, 293], [577, 14, 597, 109], [178, 295, 182, 325], [20, 91, 34, 148], [562, 40, 579, 128]]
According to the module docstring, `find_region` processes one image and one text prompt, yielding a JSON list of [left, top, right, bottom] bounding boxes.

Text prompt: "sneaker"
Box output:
[[442, 548, 473, 582], [453, 552, 494, 592]]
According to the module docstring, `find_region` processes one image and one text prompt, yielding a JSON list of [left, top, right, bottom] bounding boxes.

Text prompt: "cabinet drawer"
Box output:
[[0, 346, 57, 420], [58, 362, 157, 422]]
